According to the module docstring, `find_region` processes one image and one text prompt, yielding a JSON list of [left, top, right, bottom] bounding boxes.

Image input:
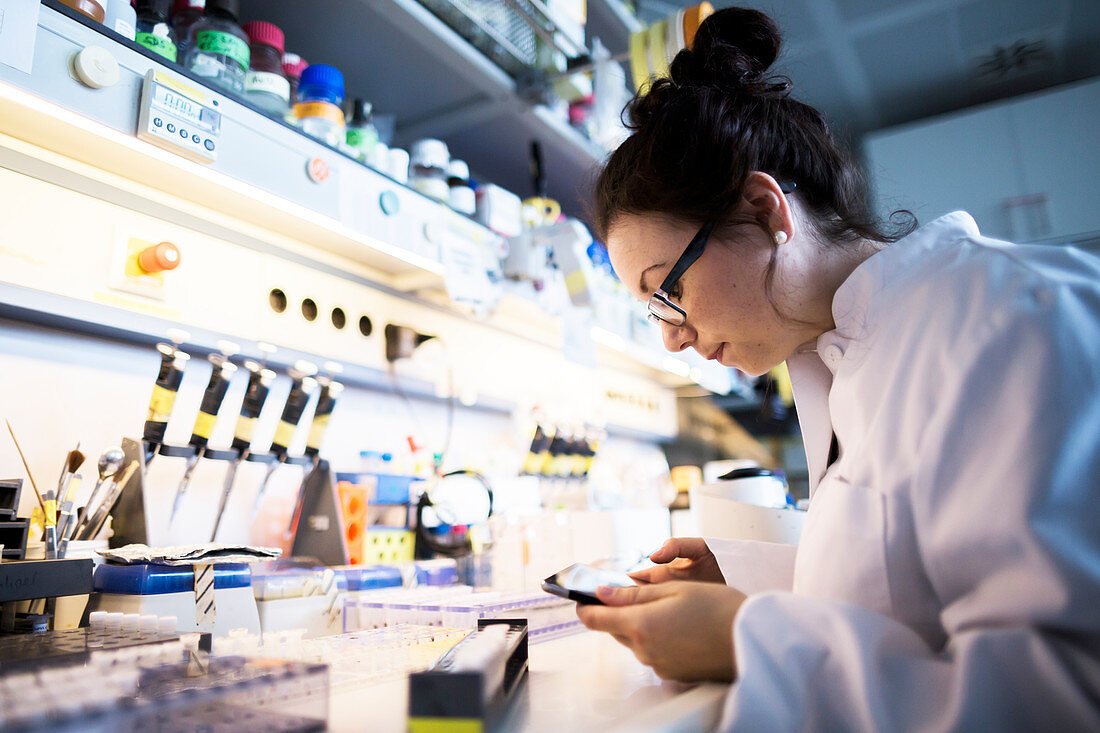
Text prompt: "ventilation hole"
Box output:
[[269, 288, 287, 313], [331, 307, 346, 330], [301, 298, 318, 322], [358, 315, 373, 337]]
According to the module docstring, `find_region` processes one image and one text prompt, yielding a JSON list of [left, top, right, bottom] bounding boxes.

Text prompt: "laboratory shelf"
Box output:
[[238, 0, 610, 218], [0, 81, 443, 283]]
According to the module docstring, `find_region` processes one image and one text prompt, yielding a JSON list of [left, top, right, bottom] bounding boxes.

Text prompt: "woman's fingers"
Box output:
[[595, 583, 670, 606], [628, 566, 670, 584], [648, 537, 709, 564]]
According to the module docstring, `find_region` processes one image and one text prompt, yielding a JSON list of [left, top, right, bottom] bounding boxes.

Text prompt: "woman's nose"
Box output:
[[661, 321, 695, 352]]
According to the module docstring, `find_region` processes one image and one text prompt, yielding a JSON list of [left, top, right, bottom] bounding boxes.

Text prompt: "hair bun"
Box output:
[[670, 7, 786, 93]]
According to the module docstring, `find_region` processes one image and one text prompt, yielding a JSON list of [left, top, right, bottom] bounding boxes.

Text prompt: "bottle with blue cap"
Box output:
[[294, 64, 345, 147]]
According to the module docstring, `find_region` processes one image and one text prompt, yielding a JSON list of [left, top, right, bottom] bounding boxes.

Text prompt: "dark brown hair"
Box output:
[[591, 7, 914, 299]]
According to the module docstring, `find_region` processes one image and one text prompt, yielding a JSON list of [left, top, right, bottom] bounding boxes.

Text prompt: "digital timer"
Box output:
[[137, 70, 222, 163]]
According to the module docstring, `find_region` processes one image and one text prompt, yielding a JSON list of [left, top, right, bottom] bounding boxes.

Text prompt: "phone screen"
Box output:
[[543, 563, 636, 603]]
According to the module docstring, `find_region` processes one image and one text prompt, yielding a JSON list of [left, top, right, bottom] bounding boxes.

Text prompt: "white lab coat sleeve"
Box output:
[[720, 281, 1100, 731], [705, 538, 797, 594]]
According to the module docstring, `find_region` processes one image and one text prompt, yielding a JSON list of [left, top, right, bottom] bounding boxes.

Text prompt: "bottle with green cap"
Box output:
[[183, 0, 249, 94], [135, 0, 177, 62]]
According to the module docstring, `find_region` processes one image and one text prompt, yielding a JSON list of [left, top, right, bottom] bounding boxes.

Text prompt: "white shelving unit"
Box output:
[[238, 0, 627, 218]]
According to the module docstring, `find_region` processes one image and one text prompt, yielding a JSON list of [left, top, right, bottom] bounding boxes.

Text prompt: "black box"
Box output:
[[0, 480, 22, 520]]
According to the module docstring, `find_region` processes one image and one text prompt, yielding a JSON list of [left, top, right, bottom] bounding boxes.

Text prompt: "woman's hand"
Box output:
[[576, 581, 746, 681], [630, 538, 725, 584]]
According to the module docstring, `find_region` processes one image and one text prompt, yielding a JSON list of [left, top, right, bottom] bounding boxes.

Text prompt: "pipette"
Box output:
[[287, 365, 343, 538], [143, 332, 191, 463], [210, 357, 276, 541], [249, 360, 318, 521], [169, 341, 239, 524]]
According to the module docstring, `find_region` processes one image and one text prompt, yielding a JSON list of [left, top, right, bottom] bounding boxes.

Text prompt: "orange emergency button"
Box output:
[[137, 242, 180, 274]]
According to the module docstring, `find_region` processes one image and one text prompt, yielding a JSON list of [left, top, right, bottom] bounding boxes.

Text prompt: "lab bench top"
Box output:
[[329, 630, 730, 732]]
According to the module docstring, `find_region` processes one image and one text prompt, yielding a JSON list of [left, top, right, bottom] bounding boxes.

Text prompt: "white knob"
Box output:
[[72, 46, 120, 89], [217, 340, 240, 357], [166, 328, 190, 346]]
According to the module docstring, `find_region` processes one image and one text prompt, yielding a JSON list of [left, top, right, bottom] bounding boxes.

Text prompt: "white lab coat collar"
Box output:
[[788, 212, 982, 494]]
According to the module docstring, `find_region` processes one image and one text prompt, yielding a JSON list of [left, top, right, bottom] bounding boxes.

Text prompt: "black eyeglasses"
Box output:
[[647, 181, 797, 327]]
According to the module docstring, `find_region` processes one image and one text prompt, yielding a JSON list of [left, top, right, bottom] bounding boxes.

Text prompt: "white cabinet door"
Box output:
[[1008, 79, 1100, 244], [864, 106, 1024, 241]]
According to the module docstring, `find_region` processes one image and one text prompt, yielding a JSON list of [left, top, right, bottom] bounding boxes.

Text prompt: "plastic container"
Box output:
[[58, 0, 106, 23], [447, 159, 476, 215], [241, 21, 289, 116], [388, 147, 410, 184], [409, 138, 450, 203], [294, 64, 345, 146], [105, 0, 136, 39], [345, 98, 379, 162], [183, 0, 248, 95], [170, 0, 204, 58], [134, 0, 176, 62]]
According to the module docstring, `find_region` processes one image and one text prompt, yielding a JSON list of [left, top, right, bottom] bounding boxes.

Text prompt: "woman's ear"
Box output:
[[741, 172, 794, 244]]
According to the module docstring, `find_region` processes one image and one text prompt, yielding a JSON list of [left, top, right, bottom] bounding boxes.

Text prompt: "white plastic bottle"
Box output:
[[105, 0, 137, 39]]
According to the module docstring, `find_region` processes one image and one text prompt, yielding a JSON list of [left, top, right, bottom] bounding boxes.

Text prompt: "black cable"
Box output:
[[387, 341, 456, 469]]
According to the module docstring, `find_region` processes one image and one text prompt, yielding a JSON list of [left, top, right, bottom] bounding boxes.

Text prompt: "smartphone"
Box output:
[[541, 563, 636, 605]]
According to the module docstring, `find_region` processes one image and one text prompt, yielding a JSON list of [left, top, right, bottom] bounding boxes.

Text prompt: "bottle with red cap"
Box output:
[[170, 0, 204, 58], [282, 52, 308, 122], [241, 21, 289, 116]]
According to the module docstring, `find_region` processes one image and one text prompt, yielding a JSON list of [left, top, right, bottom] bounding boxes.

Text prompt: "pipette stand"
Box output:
[[290, 459, 349, 565], [108, 437, 150, 547]]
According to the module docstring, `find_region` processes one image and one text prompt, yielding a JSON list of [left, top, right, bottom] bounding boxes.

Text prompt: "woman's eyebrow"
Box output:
[[639, 262, 667, 293]]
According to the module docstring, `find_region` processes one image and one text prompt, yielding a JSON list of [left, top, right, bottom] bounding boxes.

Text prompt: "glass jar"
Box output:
[[294, 64, 345, 147], [183, 0, 249, 95], [345, 99, 379, 162], [170, 0, 204, 58], [241, 21, 288, 116], [135, 0, 177, 62], [58, 0, 106, 23], [447, 159, 476, 215], [408, 138, 450, 203]]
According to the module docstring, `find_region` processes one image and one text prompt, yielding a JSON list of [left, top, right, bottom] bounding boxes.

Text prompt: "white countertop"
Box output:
[[329, 630, 729, 732]]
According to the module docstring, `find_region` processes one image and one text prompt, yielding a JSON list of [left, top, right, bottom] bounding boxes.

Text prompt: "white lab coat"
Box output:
[[709, 212, 1100, 731]]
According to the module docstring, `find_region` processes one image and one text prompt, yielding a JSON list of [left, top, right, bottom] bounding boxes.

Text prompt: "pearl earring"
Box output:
[[775, 231, 789, 245]]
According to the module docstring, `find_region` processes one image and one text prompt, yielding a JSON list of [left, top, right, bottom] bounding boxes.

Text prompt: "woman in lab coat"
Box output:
[[576, 7, 1100, 730]]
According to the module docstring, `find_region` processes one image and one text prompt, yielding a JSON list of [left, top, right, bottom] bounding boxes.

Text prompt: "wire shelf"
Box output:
[[417, 0, 584, 77]]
